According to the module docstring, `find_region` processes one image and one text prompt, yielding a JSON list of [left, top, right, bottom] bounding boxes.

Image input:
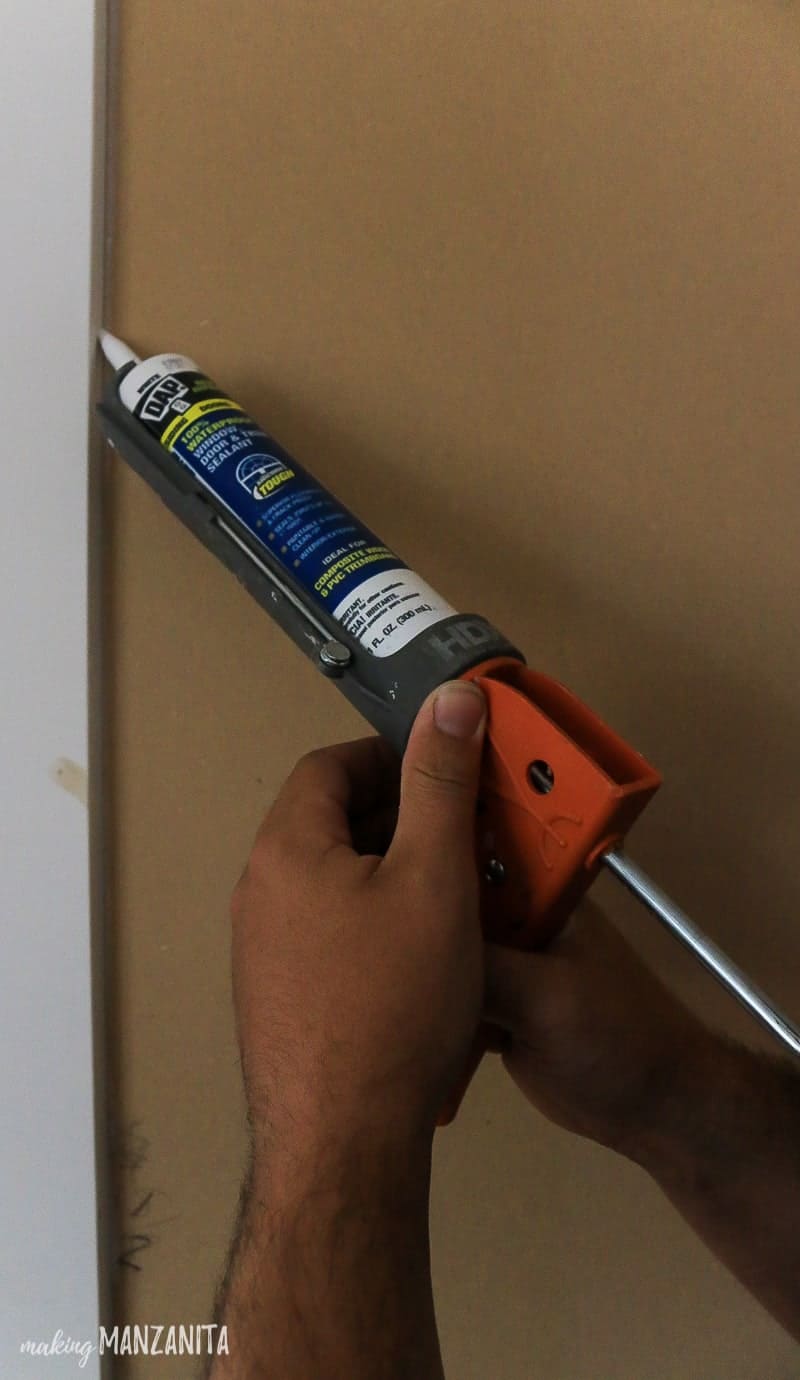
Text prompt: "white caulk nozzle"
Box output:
[[99, 329, 141, 371]]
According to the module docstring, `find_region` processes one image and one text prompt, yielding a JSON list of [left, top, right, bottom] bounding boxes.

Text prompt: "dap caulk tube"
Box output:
[[98, 330, 523, 750], [100, 332, 457, 658]]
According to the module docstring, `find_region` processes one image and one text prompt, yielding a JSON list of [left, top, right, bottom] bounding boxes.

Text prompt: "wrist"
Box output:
[[248, 1117, 434, 1227], [619, 1029, 755, 1183], [244, 1061, 440, 1181], [216, 1104, 439, 1377]]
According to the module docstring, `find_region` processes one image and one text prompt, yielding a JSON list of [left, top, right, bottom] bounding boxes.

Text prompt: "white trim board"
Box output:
[[0, 3, 107, 1374]]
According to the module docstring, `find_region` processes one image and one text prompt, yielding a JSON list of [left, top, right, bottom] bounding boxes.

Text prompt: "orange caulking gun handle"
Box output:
[[436, 659, 661, 1127], [460, 658, 662, 950]]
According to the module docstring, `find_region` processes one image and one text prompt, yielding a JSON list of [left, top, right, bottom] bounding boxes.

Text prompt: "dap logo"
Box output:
[[140, 374, 190, 423], [236, 454, 293, 500]]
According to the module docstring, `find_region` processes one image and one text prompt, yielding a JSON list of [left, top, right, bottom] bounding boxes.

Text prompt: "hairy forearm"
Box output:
[[627, 1034, 800, 1339], [208, 1132, 444, 1379]]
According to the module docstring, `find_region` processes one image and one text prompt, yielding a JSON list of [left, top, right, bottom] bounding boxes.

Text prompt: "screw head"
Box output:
[[527, 759, 555, 794], [484, 857, 506, 885]]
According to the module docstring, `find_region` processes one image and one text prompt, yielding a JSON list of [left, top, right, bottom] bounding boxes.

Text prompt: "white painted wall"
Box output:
[[0, 3, 105, 1375]]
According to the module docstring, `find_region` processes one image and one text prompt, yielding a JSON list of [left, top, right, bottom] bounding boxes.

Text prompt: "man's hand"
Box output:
[[485, 905, 800, 1341], [232, 678, 486, 1152], [211, 680, 486, 1378], [484, 903, 710, 1157]]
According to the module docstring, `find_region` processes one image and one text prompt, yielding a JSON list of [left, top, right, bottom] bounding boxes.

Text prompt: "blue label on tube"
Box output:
[[121, 358, 455, 656]]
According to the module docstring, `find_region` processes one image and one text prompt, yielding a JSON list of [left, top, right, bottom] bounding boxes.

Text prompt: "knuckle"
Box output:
[[409, 759, 469, 795], [296, 745, 330, 775], [244, 826, 293, 883], [231, 828, 297, 927], [278, 747, 327, 799]]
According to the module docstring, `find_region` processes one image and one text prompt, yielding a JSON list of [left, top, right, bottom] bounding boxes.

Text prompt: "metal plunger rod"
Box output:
[[603, 850, 800, 1059]]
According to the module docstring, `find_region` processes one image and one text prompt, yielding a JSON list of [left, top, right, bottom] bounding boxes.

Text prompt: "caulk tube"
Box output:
[[99, 333, 523, 746]]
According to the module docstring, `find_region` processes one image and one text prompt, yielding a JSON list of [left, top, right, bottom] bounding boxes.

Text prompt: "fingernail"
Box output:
[[433, 681, 486, 739]]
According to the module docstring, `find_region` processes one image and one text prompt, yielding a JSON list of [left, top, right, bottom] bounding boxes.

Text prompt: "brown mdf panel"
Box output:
[[108, 3, 800, 1375]]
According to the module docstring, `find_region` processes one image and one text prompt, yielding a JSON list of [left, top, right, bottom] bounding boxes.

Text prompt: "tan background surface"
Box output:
[[107, 2, 800, 1375]]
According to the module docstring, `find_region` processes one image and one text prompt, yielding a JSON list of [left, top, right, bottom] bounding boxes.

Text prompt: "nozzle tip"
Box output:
[[99, 330, 140, 370]]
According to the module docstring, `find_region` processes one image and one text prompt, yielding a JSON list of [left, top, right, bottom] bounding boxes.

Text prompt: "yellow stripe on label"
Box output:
[[160, 396, 244, 451]]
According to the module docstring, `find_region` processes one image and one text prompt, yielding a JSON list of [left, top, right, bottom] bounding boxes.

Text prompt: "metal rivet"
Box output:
[[318, 640, 352, 672], [484, 858, 506, 884]]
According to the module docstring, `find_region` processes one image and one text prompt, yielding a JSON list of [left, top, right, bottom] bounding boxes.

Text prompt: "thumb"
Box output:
[[387, 680, 486, 874]]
